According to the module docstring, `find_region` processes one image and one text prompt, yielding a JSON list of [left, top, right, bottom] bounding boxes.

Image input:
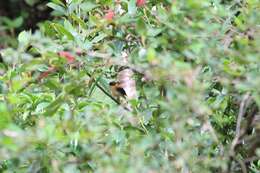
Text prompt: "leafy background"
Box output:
[[0, 0, 259, 172]]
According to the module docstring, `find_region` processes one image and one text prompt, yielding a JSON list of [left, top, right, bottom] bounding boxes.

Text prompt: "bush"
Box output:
[[0, 0, 259, 172]]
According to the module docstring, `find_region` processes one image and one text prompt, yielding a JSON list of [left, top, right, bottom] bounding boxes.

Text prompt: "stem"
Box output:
[[86, 72, 131, 111]]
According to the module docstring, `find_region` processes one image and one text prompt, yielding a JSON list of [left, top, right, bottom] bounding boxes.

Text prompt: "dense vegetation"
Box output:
[[0, 0, 259, 172]]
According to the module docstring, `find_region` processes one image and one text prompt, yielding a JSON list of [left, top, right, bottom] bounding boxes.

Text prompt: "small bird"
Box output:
[[109, 81, 127, 101]]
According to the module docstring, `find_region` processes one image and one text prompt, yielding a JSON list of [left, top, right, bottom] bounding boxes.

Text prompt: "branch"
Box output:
[[86, 72, 119, 104], [234, 156, 247, 173], [86, 72, 131, 111], [230, 92, 250, 153], [226, 92, 251, 173]]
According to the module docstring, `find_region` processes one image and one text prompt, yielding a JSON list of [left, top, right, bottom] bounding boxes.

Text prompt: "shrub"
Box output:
[[0, 0, 259, 172]]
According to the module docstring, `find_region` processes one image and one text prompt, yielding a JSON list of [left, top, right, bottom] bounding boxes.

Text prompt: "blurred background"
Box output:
[[0, 0, 51, 48]]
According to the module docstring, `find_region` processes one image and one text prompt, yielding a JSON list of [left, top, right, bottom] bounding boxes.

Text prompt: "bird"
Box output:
[[109, 81, 127, 101]]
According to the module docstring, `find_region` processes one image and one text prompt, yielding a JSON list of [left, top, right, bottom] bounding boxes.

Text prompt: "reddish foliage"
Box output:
[[104, 10, 115, 21], [58, 51, 75, 63], [38, 66, 56, 80], [136, 0, 146, 7]]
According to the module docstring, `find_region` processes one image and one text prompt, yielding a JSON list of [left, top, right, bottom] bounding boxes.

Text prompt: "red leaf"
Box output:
[[38, 67, 56, 80], [136, 0, 146, 7], [58, 51, 75, 63], [104, 10, 115, 21]]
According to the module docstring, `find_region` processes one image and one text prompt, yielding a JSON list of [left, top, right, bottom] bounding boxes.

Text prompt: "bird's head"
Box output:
[[109, 81, 118, 86]]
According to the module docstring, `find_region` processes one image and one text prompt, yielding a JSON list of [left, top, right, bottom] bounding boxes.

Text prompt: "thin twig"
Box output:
[[86, 72, 131, 111], [230, 92, 250, 153], [227, 92, 251, 173], [234, 156, 247, 173], [86, 72, 119, 104]]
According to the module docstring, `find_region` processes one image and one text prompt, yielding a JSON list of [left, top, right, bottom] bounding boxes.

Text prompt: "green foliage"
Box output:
[[0, 0, 260, 172], [0, 0, 50, 47]]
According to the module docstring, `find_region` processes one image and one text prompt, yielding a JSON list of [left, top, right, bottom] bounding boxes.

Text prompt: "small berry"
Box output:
[[105, 10, 115, 21], [136, 0, 146, 7]]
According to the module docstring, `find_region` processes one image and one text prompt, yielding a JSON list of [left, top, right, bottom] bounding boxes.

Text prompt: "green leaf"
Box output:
[[63, 20, 77, 36], [43, 94, 65, 116], [146, 48, 156, 62], [2, 16, 23, 29], [71, 14, 87, 29], [88, 75, 102, 97], [47, 2, 66, 14], [51, 0, 66, 7], [52, 23, 74, 40], [136, 18, 147, 36], [91, 33, 107, 43], [128, 0, 137, 15], [80, 2, 98, 12], [20, 59, 45, 71], [18, 31, 31, 45], [0, 102, 10, 129], [25, 0, 38, 6]]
